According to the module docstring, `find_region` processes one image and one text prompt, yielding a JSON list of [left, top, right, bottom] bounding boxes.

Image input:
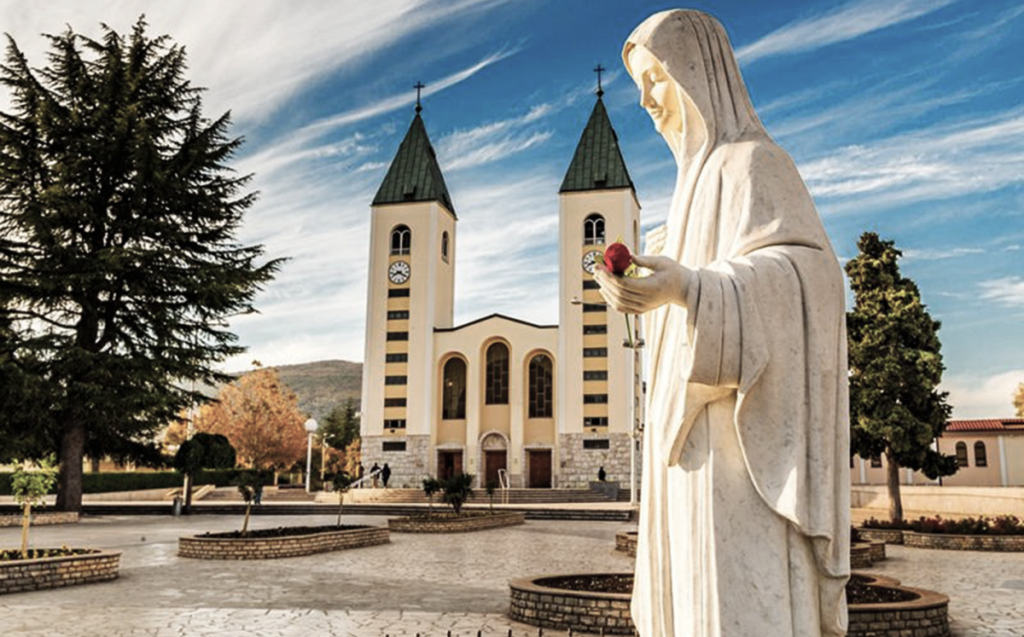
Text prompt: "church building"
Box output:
[[360, 87, 643, 489]]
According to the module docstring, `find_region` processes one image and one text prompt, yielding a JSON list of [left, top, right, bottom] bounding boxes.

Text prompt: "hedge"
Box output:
[[0, 469, 256, 496]]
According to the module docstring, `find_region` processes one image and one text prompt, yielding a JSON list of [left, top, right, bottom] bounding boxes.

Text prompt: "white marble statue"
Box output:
[[594, 9, 851, 637]]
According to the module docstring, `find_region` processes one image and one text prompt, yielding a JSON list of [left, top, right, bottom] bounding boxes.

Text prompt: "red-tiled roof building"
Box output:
[[852, 418, 1024, 487]]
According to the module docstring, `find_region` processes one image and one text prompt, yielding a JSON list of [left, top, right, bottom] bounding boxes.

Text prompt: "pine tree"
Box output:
[[321, 398, 361, 452], [846, 232, 958, 522], [0, 19, 282, 511]]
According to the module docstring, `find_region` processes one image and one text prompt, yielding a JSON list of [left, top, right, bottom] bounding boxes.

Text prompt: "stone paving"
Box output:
[[0, 512, 1022, 636]]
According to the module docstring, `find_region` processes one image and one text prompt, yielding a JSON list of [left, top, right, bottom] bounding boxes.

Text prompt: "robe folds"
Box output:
[[623, 10, 850, 637]]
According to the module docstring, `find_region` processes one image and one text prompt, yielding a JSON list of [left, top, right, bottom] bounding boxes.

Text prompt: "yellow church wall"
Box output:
[[362, 201, 454, 439], [433, 316, 556, 481], [558, 188, 639, 442], [437, 419, 466, 446], [524, 418, 555, 445]]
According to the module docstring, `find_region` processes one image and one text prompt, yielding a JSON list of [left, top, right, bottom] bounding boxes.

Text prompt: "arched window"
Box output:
[[441, 231, 449, 262], [583, 214, 605, 245], [955, 442, 969, 467], [390, 225, 411, 255], [442, 358, 466, 419], [485, 342, 509, 404], [528, 354, 554, 418], [974, 441, 988, 467]]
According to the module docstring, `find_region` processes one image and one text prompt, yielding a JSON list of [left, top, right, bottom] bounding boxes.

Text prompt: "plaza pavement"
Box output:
[[1, 512, 1022, 636]]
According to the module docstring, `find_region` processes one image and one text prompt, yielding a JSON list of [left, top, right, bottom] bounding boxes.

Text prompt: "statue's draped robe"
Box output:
[[624, 11, 850, 637]]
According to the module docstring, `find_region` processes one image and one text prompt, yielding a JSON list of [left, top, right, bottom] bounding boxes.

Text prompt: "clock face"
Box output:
[[582, 250, 603, 274], [388, 260, 411, 284]]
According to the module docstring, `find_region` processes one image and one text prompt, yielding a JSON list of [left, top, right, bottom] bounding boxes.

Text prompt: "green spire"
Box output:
[[372, 113, 455, 215], [560, 96, 634, 194]]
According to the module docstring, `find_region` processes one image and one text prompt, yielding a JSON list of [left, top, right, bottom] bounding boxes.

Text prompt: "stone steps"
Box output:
[[76, 502, 633, 521]]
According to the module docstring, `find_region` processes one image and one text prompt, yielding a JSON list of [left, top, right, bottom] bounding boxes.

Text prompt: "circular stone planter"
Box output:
[[0, 549, 121, 595], [901, 530, 1024, 551], [178, 525, 389, 560], [614, 531, 637, 557], [851, 543, 874, 569], [848, 573, 951, 637], [509, 573, 633, 634], [0, 511, 80, 528], [857, 527, 904, 545], [510, 572, 950, 636], [388, 511, 525, 533]]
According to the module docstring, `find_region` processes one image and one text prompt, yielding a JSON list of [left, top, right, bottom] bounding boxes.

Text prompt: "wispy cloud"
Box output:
[[437, 107, 554, 171], [0, 0, 512, 125], [979, 277, 1024, 308], [902, 247, 984, 261], [942, 368, 1024, 418], [235, 48, 519, 180], [737, 0, 959, 64], [801, 108, 1024, 213]]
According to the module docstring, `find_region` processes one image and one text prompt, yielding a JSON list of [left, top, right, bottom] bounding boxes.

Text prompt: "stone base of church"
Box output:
[[360, 435, 431, 488], [557, 433, 635, 488]]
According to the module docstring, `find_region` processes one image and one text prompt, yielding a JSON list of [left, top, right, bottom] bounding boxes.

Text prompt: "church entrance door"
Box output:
[[438, 450, 462, 480], [481, 433, 508, 487], [484, 450, 507, 487], [527, 450, 552, 488]]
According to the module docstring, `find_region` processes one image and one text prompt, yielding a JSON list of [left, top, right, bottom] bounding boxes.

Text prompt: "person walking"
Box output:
[[381, 463, 392, 488], [370, 462, 380, 488]]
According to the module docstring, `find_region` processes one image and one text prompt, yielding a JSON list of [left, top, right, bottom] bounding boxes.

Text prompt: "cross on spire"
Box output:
[[414, 81, 425, 113], [594, 64, 606, 97]]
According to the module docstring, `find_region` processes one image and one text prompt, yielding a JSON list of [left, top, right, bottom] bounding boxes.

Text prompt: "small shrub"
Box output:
[[422, 478, 441, 517], [865, 514, 1024, 536], [441, 473, 474, 516]]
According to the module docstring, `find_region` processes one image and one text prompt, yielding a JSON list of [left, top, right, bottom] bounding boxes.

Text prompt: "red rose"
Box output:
[[603, 242, 632, 275]]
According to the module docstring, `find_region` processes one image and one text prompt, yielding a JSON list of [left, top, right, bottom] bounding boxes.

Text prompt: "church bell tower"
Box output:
[[556, 73, 642, 487], [360, 92, 456, 487]]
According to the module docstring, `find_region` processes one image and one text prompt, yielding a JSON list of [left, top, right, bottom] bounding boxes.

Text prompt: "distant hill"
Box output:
[[207, 360, 363, 420], [271, 360, 362, 419]]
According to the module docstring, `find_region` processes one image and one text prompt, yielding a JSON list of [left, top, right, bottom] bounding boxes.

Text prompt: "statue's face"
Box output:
[[628, 46, 682, 135]]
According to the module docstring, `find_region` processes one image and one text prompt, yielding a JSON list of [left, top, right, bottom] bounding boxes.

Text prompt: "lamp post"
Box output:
[[304, 418, 319, 493]]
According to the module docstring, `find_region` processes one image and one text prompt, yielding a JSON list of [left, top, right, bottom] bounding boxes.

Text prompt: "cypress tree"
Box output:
[[0, 19, 282, 511], [846, 232, 957, 522]]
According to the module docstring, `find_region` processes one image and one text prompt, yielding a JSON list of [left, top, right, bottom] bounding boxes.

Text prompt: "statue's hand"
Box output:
[[594, 254, 693, 314]]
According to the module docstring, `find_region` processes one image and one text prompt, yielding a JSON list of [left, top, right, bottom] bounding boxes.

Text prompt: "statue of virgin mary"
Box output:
[[595, 9, 850, 636]]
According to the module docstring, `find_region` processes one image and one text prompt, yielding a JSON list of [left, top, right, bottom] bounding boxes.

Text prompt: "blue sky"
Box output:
[[4, 0, 1023, 417]]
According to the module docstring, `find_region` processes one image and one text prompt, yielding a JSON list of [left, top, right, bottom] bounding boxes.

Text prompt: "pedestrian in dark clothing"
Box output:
[[254, 483, 264, 505], [370, 462, 380, 488], [597, 466, 607, 482], [381, 463, 392, 488], [358, 463, 365, 488]]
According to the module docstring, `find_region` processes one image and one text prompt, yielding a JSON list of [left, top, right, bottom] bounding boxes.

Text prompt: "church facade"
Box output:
[[360, 93, 643, 489]]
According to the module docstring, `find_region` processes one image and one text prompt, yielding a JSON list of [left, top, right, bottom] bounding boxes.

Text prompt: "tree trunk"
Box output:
[[20, 501, 31, 559], [886, 451, 903, 523], [336, 498, 343, 527], [55, 420, 86, 513], [241, 502, 251, 536]]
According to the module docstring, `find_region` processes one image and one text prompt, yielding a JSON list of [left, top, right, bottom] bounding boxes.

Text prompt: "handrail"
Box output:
[[348, 469, 381, 489], [497, 468, 510, 505]]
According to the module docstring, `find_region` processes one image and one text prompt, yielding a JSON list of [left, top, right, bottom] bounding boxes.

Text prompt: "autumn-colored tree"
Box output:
[[195, 366, 306, 473], [1014, 381, 1024, 418], [163, 420, 189, 452]]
